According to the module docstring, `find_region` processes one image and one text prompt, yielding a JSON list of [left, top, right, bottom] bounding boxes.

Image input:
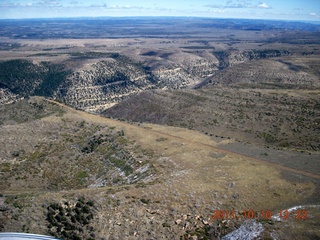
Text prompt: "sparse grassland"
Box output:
[[0, 97, 319, 239], [0, 98, 156, 191], [104, 86, 320, 152]]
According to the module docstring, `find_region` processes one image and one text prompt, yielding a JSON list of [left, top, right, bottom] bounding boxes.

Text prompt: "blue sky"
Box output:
[[0, 0, 319, 21]]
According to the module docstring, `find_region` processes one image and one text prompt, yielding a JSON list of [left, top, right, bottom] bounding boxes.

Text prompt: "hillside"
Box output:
[[0, 97, 319, 239], [0, 52, 307, 110], [206, 56, 320, 89], [103, 56, 320, 151], [0, 97, 157, 191], [0, 50, 217, 112]]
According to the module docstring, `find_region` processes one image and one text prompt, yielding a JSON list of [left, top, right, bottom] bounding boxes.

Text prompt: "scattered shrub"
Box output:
[[46, 197, 95, 240]]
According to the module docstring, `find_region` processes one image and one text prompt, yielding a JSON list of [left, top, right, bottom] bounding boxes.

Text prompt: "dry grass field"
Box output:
[[0, 97, 319, 239]]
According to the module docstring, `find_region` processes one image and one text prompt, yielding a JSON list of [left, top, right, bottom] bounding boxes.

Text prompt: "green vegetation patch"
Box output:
[[33, 62, 71, 97], [0, 59, 70, 97], [47, 197, 95, 240]]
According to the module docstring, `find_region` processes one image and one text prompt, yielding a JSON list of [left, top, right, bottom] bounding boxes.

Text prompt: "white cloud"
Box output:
[[34, 0, 62, 7], [204, 3, 249, 9], [309, 13, 320, 19], [204, 1, 272, 9], [258, 3, 271, 9], [0, 1, 34, 7], [109, 4, 145, 10]]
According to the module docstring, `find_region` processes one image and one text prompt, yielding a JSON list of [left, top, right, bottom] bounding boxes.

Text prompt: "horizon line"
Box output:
[[0, 16, 319, 24]]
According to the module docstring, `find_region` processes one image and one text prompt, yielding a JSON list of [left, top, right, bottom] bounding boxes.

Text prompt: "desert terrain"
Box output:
[[0, 17, 319, 239]]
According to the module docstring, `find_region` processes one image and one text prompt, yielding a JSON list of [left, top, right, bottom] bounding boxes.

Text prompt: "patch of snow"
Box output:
[[222, 220, 263, 240]]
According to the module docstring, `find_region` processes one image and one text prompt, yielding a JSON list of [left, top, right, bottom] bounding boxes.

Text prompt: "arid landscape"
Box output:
[[0, 17, 319, 239]]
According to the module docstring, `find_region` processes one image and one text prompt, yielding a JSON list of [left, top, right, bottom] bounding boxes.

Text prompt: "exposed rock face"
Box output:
[[56, 58, 155, 112], [228, 49, 290, 66], [0, 87, 19, 105], [0, 52, 220, 113], [182, 58, 218, 78], [212, 49, 291, 70], [55, 53, 219, 113], [0, 49, 302, 114], [153, 67, 195, 90]]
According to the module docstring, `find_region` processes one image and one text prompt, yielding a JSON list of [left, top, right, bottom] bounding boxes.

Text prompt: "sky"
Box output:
[[0, 0, 319, 21]]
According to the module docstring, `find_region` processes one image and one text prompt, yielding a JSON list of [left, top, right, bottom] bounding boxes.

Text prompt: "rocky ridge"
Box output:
[[0, 50, 221, 113], [56, 58, 154, 112], [0, 48, 298, 114], [0, 88, 19, 105]]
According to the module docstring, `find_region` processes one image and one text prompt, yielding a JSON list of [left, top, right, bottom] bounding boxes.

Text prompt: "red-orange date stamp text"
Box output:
[[212, 209, 308, 220]]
